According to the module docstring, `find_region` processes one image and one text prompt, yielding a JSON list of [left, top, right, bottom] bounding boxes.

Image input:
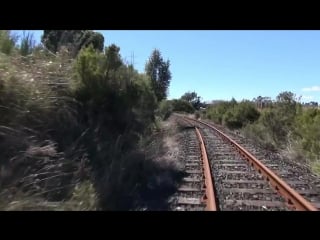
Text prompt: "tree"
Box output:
[[230, 97, 237, 106], [41, 30, 104, 56], [145, 49, 171, 102], [181, 91, 196, 102], [276, 91, 297, 124], [0, 30, 18, 55], [104, 44, 123, 80], [20, 31, 35, 56], [276, 91, 296, 104], [41, 30, 65, 53], [181, 91, 202, 110], [254, 96, 272, 109], [171, 99, 195, 113], [305, 101, 318, 107], [255, 96, 263, 109], [77, 31, 104, 53]]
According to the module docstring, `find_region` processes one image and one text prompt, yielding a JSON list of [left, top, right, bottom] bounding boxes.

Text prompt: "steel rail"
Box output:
[[195, 127, 217, 211]]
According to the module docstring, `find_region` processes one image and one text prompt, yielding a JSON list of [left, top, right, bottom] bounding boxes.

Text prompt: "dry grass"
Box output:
[[311, 161, 320, 176], [0, 180, 97, 211], [1, 48, 183, 211], [0, 49, 95, 210]]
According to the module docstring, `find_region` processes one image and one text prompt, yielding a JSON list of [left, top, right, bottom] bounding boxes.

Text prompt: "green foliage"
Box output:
[[72, 44, 158, 177], [249, 91, 297, 146], [221, 101, 260, 129], [276, 91, 297, 125], [19, 31, 35, 56], [77, 31, 104, 53], [258, 109, 287, 143], [73, 45, 104, 93], [0, 50, 85, 204], [0, 180, 98, 210], [104, 44, 123, 80], [242, 122, 277, 151], [237, 101, 260, 123], [240, 92, 297, 148], [205, 100, 235, 124], [41, 30, 62, 53], [0, 30, 18, 55], [0, 33, 171, 210], [41, 30, 104, 57], [294, 108, 320, 160], [145, 49, 171, 102], [171, 99, 195, 113], [181, 91, 203, 110], [60, 181, 98, 210], [222, 109, 240, 129], [131, 74, 158, 133], [276, 91, 296, 104], [240, 91, 320, 165], [72, 45, 164, 209], [158, 100, 174, 120], [157, 98, 195, 120], [204, 91, 320, 173]]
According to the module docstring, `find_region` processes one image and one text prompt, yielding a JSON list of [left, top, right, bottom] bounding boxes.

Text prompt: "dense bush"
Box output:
[[41, 30, 104, 57], [68, 45, 161, 207], [294, 108, 320, 160], [157, 98, 195, 120], [206, 100, 259, 129], [0, 31, 172, 209], [171, 99, 195, 113], [0, 49, 84, 205], [206, 101, 233, 124], [158, 100, 174, 120], [205, 92, 320, 174], [181, 91, 203, 110]]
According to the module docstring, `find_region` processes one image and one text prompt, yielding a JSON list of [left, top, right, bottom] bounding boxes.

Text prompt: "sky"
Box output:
[[12, 30, 320, 103]]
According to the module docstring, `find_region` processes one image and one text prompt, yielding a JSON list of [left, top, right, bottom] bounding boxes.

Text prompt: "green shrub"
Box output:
[[205, 101, 232, 124], [206, 100, 259, 129], [294, 108, 320, 161], [0, 30, 18, 55], [0, 34, 173, 210], [171, 99, 195, 113], [158, 100, 173, 120]]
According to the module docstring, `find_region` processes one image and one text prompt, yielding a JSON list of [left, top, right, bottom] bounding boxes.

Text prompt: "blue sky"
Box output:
[[12, 30, 320, 103]]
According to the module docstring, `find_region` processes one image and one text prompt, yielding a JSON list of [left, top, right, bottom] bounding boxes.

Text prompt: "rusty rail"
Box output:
[[195, 127, 217, 211], [186, 116, 318, 211]]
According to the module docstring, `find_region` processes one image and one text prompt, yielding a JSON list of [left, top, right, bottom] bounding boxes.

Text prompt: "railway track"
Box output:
[[168, 118, 216, 211], [171, 114, 320, 211]]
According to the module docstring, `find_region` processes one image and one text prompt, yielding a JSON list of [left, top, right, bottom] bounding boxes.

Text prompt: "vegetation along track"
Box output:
[[176, 114, 320, 211]]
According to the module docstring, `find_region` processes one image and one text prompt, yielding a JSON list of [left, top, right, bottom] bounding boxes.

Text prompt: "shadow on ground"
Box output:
[[95, 129, 187, 211]]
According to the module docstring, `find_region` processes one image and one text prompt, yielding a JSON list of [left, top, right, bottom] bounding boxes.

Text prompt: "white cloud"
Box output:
[[302, 86, 320, 92], [301, 95, 314, 100]]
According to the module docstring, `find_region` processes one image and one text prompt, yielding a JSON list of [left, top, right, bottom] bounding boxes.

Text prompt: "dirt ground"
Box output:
[[151, 117, 185, 170], [135, 115, 187, 210]]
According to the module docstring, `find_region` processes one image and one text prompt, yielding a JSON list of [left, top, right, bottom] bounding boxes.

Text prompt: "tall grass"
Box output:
[[0, 38, 176, 210], [0, 48, 93, 209]]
